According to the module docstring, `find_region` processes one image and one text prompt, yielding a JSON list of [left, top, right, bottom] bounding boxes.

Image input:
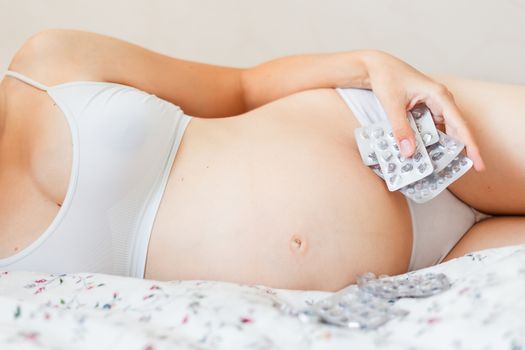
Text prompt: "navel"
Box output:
[[289, 234, 308, 255]]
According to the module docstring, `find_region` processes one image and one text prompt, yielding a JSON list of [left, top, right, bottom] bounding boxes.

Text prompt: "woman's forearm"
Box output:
[[241, 51, 373, 109], [10, 29, 482, 169]]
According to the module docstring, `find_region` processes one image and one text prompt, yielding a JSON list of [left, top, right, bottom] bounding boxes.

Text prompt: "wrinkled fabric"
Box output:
[[0, 244, 524, 350]]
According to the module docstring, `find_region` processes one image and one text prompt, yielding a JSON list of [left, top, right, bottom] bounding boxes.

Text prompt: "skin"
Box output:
[[0, 30, 523, 291]]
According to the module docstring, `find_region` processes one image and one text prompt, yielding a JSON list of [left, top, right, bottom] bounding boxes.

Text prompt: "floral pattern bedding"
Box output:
[[1, 244, 524, 350]]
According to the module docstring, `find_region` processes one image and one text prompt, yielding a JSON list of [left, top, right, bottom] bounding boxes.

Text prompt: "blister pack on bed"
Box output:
[[311, 288, 406, 329], [357, 272, 451, 299], [354, 105, 473, 203], [305, 272, 450, 330]]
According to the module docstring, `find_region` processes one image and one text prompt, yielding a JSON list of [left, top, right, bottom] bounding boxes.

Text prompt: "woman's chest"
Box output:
[[28, 102, 72, 205], [0, 167, 62, 258], [0, 99, 71, 258]]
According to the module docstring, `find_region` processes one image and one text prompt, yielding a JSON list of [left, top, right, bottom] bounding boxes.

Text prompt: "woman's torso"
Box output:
[[0, 79, 412, 291], [145, 88, 412, 290]]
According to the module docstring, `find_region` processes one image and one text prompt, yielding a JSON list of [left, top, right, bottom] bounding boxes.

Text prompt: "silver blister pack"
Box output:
[[357, 272, 451, 299], [411, 105, 439, 146], [400, 153, 472, 203], [355, 105, 473, 203], [311, 287, 407, 329], [354, 127, 380, 166], [356, 105, 438, 165], [426, 130, 465, 173], [365, 142, 471, 204], [356, 115, 434, 191], [308, 272, 450, 329]]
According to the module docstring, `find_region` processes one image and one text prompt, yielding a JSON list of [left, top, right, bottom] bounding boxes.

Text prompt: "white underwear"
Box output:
[[336, 88, 490, 271]]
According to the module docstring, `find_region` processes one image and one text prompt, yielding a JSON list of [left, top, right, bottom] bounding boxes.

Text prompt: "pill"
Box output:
[[401, 163, 413, 173], [431, 151, 444, 161], [422, 133, 432, 144], [377, 139, 389, 150], [373, 128, 384, 138], [389, 175, 399, 185], [387, 163, 397, 173]]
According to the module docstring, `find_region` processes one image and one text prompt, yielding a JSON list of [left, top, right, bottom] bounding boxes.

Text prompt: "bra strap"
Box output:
[[5, 70, 49, 91]]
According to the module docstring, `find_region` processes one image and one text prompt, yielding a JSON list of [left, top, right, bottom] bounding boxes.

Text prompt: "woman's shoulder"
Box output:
[[7, 29, 105, 87]]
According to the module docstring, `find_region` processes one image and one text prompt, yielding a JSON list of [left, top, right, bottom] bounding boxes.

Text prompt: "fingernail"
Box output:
[[400, 139, 412, 155]]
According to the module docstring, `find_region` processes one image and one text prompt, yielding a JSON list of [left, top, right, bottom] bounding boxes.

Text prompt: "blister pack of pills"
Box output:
[[354, 105, 473, 203], [305, 272, 450, 329], [356, 106, 439, 167], [356, 272, 451, 300], [369, 142, 472, 203], [411, 104, 439, 146], [400, 153, 472, 203], [427, 130, 465, 172], [355, 115, 433, 191], [311, 288, 406, 329]]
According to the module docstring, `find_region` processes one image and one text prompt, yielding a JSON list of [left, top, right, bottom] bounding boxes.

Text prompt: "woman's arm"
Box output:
[[9, 29, 483, 169], [10, 29, 367, 117], [10, 30, 369, 117], [9, 29, 246, 118]]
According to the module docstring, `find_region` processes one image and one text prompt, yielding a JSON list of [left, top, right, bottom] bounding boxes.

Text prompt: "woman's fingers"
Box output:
[[378, 94, 416, 157], [379, 85, 485, 171], [426, 88, 486, 171], [363, 51, 485, 171], [423, 84, 485, 171], [442, 102, 486, 171]]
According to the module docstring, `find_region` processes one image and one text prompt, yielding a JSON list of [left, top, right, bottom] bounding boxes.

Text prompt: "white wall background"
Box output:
[[1, 0, 524, 84]]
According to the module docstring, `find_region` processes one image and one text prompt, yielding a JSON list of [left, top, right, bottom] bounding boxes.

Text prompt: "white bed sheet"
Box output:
[[0, 244, 524, 350]]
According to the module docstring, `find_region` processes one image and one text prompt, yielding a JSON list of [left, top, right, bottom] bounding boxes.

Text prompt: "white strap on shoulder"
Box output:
[[5, 70, 49, 91]]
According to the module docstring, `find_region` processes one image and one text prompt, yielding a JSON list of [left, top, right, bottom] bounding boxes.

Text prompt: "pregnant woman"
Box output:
[[0, 30, 523, 291]]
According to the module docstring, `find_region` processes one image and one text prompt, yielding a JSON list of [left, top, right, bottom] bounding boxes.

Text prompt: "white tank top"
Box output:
[[0, 71, 191, 278]]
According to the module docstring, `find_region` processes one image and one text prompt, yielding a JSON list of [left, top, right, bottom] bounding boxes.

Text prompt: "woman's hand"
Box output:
[[243, 49, 484, 171], [361, 50, 485, 171]]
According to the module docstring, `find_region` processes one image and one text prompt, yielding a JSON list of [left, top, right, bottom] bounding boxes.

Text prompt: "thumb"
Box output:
[[380, 97, 415, 157]]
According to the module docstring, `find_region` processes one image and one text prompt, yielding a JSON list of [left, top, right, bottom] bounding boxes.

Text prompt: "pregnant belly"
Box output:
[[145, 89, 412, 291]]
